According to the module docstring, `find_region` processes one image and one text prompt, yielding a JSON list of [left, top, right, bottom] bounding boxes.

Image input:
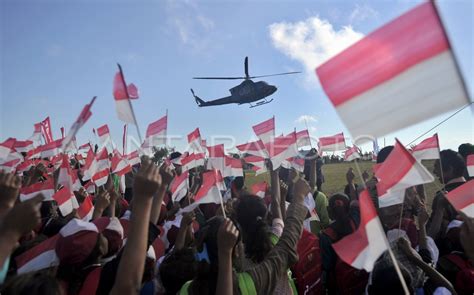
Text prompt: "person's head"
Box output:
[[368, 263, 414, 295], [159, 248, 197, 295], [328, 193, 352, 237], [0, 271, 63, 295], [458, 143, 474, 160], [234, 195, 271, 263], [434, 149, 466, 183], [376, 146, 394, 164]]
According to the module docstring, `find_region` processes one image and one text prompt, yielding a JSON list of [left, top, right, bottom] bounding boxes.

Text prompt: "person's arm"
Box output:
[[398, 238, 457, 295], [92, 190, 110, 220], [0, 194, 44, 267], [216, 218, 239, 295], [308, 149, 317, 192], [150, 164, 174, 224], [174, 211, 195, 251], [267, 160, 282, 221], [0, 172, 21, 219], [111, 158, 162, 295], [417, 205, 429, 251], [427, 194, 446, 239]]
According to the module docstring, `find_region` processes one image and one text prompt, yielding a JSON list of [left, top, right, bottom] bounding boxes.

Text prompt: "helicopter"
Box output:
[[190, 57, 300, 108]]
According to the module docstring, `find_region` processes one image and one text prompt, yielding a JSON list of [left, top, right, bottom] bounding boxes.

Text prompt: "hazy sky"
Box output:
[[1, 0, 473, 154]]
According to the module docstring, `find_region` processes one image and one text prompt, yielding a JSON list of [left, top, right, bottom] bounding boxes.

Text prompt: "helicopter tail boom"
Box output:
[[190, 89, 207, 107]]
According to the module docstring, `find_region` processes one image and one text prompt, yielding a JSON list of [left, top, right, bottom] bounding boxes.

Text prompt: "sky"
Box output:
[[1, 0, 473, 154]]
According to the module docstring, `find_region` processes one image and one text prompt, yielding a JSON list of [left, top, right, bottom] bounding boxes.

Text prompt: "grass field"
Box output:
[[244, 160, 443, 210]]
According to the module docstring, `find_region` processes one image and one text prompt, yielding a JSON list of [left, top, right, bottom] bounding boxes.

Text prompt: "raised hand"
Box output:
[[0, 194, 44, 240], [159, 163, 175, 186], [95, 190, 111, 211], [293, 176, 311, 204], [180, 211, 196, 228], [217, 218, 239, 255], [133, 157, 162, 201], [0, 171, 21, 214]]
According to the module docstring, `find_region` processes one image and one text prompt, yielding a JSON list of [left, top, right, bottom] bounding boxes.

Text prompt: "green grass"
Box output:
[[244, 160, 443, 210]]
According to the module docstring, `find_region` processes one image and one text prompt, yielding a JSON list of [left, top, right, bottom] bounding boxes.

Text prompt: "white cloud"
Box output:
[[349, 4, 379, 24], [269, 16, 364, 85], [295, 115, 317, 124]]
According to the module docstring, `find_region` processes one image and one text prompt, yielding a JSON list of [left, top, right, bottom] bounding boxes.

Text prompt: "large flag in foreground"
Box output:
[[332, 190, 387, 271], [113, 64, 139, 124], [445, 180, 474, 218], [375, 139, 434, 207], [316, 2, 470, 142], [252, 117, 275, 145]]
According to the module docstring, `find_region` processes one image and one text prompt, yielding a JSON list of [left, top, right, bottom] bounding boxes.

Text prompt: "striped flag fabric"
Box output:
[[53, 187, 79, 216], [113, 64, 139, 124], [467, 155, 474, 177], [0, 138, 15, 161], [332, 190, 387, 271], [296, 129, 311, 148], [20, 178, 55, 202], [57, 154, 74, 191], [250, 181, 267, 198], [445, 180, 474, 218], [243, 155, 267, 175], [285, 157, 305, 173], [316, 2, 470, 142], [344, 146, 361, 162], [181, 152, 205, 172], [187, 128, 205, 153], [38, 138, 63, 158], [29, 123, 43, 143], [82, 149, 98, 181], [181, 169, 223, 213], [375, 139, 434, 207], [318, 133, 346, 152], [266, 132, 298, 169], [97, 124, 111, 146], [92, 169, 109, 187], [40, 117, 54, 144], [236, 140, 268, 158], [127, 150, 141, 166], [223, 156, 243, 177], [252, 117, 275, 145], [95, 148, 110, 171], [111, 151, 132, 176], [411, 134, 440, 161], [0, 158, 22, 173], [62, 96, 96, 150], [170, 170, 189, 202], [13, 140, 34, 153], [16, 235, 60, 274], [16, 159, 38, 174], [77, 196, 94, 221], [145, 115, 167, 146], [207, 144, 225, 172]]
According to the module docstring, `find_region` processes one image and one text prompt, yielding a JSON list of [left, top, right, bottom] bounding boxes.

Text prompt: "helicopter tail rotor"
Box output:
[[190, 89, 206, 106]]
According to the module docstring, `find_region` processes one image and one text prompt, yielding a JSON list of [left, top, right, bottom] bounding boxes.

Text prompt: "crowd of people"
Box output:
[[0, 141, 473, 295]]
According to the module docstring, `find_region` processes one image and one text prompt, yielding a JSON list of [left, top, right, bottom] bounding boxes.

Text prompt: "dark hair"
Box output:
[[169, 151, 182, 161], [233, 176, 245, 191], [440, 149, 466, 178], [327, 193, 353, 238], [368, 264, 414, 295], [376, 146, 394, 163], [1, 271, 62, 295], [458, 143, 474, 158], [159, 248, 198, 295], [235, 195, 272, 263]]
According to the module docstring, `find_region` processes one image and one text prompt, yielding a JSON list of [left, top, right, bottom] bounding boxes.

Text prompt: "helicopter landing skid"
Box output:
[[249, 99, 273, 108]]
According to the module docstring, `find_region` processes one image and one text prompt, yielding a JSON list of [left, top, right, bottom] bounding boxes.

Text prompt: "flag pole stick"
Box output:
[[353, 160, 410, 295], [304, 119, 314, 149], [117, 63, 143, 144]]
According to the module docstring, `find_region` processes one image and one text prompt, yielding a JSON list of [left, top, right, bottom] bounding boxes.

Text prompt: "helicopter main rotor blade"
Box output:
[[244, 56, 249, 79], [193, 77, 246, 80], [248, 71, 302, 79]]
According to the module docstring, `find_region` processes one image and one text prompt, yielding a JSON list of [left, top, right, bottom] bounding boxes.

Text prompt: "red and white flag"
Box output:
[[29, 123, 43, 143], [62, 97, 96, 150], [445, 180, 474, 218], [40, 117, 54, 144], [13, 140, 34, 153], [145, 115, 167, 146], [92, 169, 109, 187], [113, 64, 139, 124], [236, 140, 268, 158], [243, 155, 267, 175], [38, 138, 63, 158], [252, 117, 275, 145], [57, 154, 74, 191], [20, 178, 55, 202], [316, 2, 469, 142], [250, 181, 267, 198], [318, 133, 346, 152], [77, 196, 95, 221], [344, 146, 361, 162], [0, 158, 22, 173], [266, 132, 298, 169], [97, 124, 111, 147], [223, 156, 243, 177], [296, 129, 311, 148], [207, 144, 225, 172], [181, 169, 223, 213], [111, 151, 132, 176], [53, 187, 79, 216], [332, 190, 387, 271], [15, 159, 38, 174], [127, 150, 141, 166], [375, 139, 434, 207], [181, 152, 205, 172], [0, 138, 15, 161], [78, 142, 92, 154], [170, 170, 189, 202], [16, 235, 60, 274], [283, 157, 305, 173], [187, 128, 205, 153], [411, 134, 440, 161], [82, 149, 98, 181], [467, 155, 474, 177], [95, 148, 110, 171]]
